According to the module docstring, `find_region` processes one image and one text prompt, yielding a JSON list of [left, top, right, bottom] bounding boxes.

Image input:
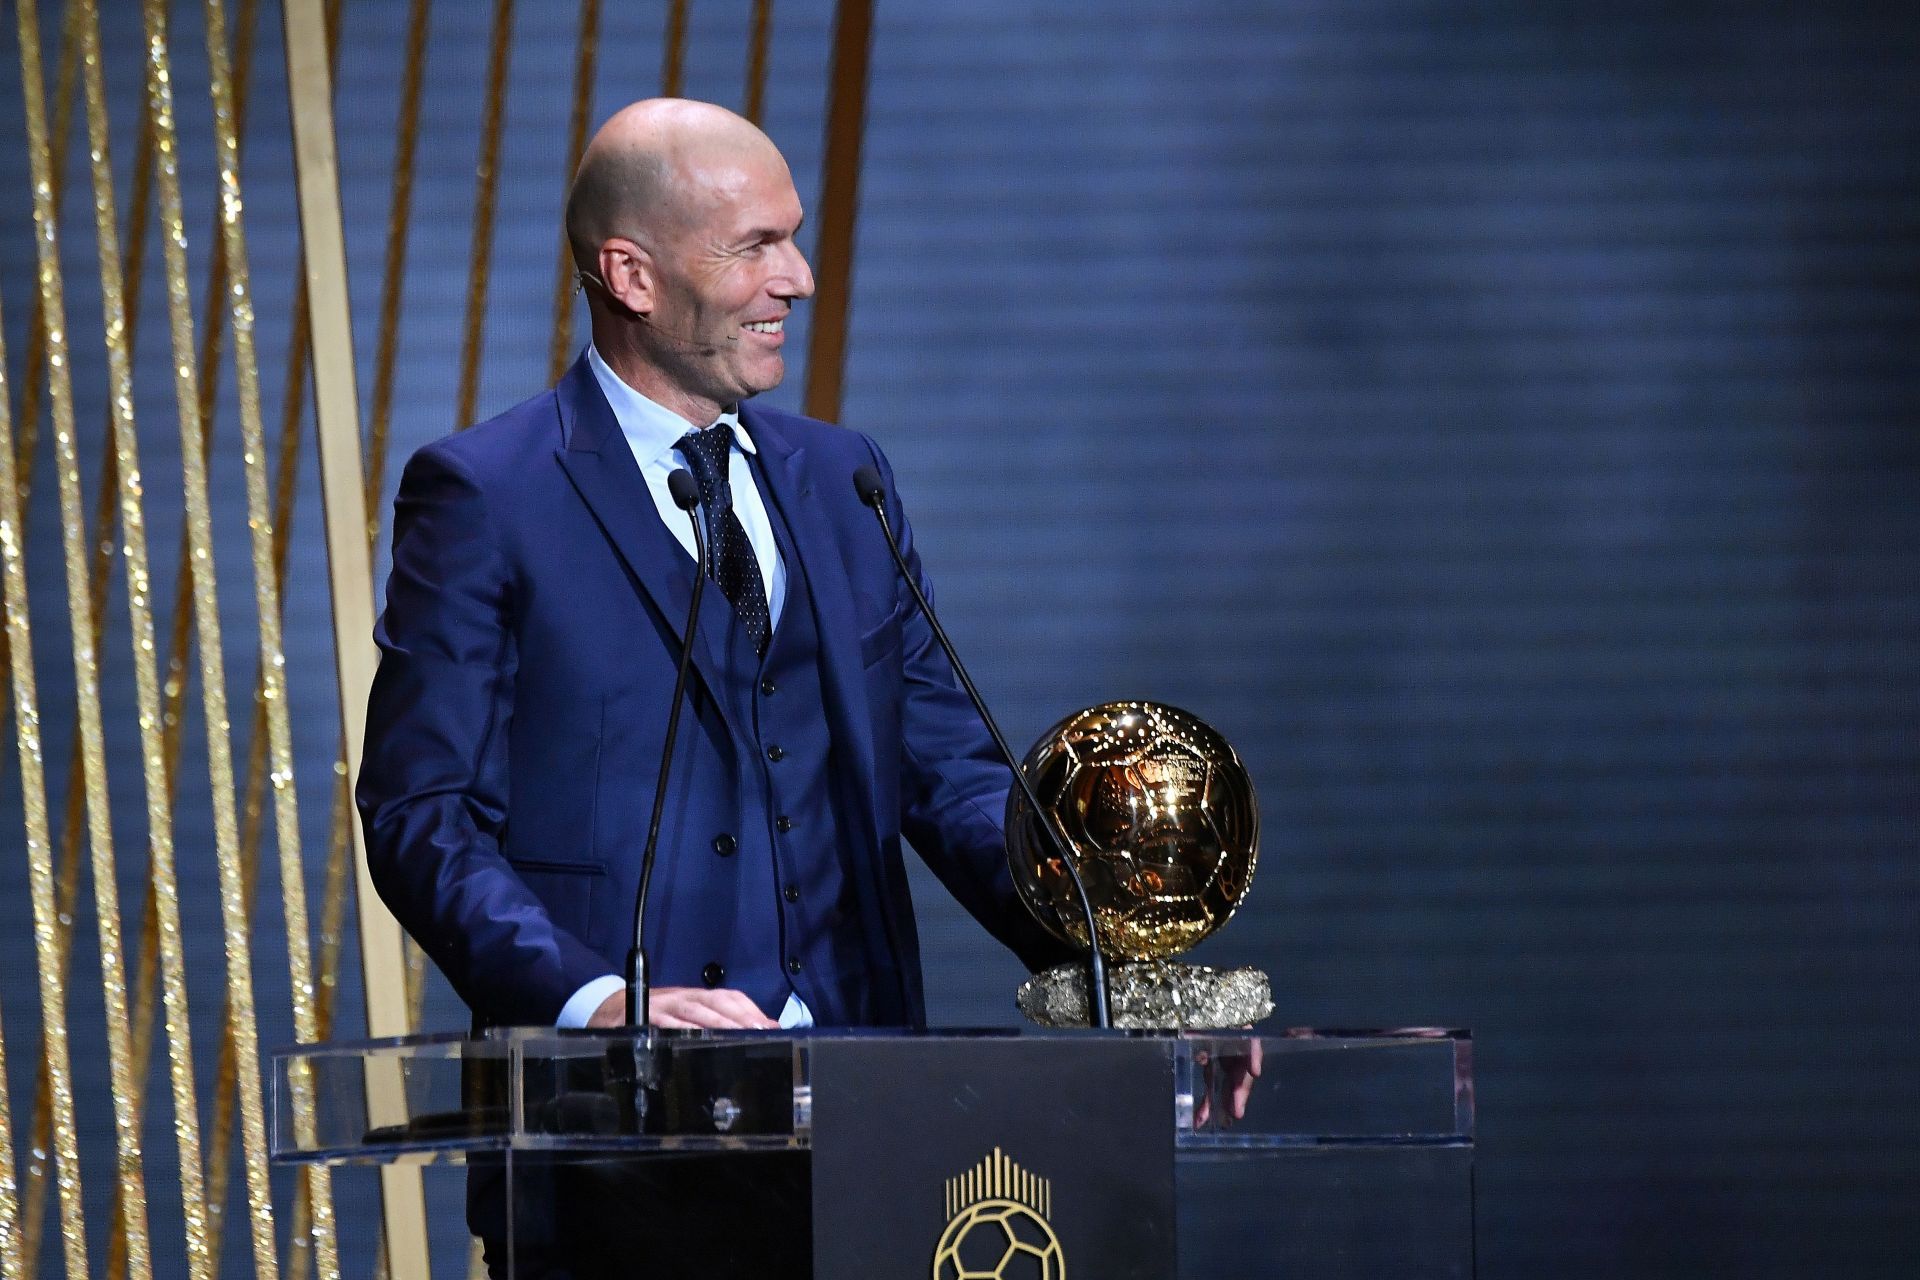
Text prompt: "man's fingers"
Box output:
[[695, 988, 782, 1029], [1231, 1066, 1257, 1120], [648, 987, 780, 1029]]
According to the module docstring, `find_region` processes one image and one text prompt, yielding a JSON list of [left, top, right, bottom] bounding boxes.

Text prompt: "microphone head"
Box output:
[[852, 464, 886, 508], [667, 468, 701, 510]]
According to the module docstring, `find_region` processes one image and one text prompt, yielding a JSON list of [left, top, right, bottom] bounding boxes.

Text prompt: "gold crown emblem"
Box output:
[[933, 1147, 1065, 1280]]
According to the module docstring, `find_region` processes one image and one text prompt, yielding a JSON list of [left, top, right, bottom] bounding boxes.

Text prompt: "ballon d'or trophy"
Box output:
[[1007, 701, 1273, 1030]]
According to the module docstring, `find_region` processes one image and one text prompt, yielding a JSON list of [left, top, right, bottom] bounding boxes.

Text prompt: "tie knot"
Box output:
[[676, 425, 733, 503]]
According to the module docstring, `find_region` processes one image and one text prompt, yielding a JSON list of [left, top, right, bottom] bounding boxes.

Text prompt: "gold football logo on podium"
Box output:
[[933, 1147, 1065, 1279]]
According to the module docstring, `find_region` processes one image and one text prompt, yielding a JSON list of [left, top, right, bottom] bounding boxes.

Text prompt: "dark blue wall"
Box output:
[[1, 1, 1915, 1275]]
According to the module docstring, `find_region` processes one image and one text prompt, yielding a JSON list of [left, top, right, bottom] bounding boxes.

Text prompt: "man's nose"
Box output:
[[779, 242, 815, 300]]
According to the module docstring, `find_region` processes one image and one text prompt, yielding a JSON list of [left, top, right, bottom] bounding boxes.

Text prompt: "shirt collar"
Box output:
[[586, 343, 755, 463]]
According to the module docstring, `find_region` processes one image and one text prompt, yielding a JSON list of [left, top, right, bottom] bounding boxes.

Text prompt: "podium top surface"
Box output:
[[273, 1027, 1472, 1166]]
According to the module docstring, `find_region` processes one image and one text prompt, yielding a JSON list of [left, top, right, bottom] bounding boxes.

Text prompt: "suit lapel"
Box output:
[[552, 356, 738, 733], [745, 406, 882, 854]]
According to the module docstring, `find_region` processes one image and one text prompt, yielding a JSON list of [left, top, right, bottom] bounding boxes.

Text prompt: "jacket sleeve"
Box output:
[[356, 443, 611, 1025], [861, 437, 1079, 975]]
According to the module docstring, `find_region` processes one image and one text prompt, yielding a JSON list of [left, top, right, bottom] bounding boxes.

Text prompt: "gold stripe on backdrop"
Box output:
[[365, 0, 431, 539], [134, 1, 282, 1276], [744, 0, 773, 125], [804, 0, 875, 423], [0, 281, 43, 1280], [79, 0, 246, 1274], [280, 8, 353, 1271], [197, 0, 342, 1276], [338, 4, 433, 1261], [663, 0, 691, 98], [455, 0, 518, 431], [1, 0, 81, 552], [10, 0, 104, 1272], [547, 0, 601, 384], [19, 1, 140, 1270], [277, 0, 432, 1272], [364, 0, 437, 1049], [103, 5, 269, 1278]]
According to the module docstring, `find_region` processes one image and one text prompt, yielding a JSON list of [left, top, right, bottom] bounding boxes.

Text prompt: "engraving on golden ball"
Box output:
[[1006, 701, 1259, 962]]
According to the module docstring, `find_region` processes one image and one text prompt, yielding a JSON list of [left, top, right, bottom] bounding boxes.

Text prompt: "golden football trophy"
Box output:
[[1006, 701, 1273, 1029]]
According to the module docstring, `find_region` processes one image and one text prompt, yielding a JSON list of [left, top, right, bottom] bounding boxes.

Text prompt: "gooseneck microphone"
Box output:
[[627, 467, 709, 1028], [851, 464, 1113, 1029]]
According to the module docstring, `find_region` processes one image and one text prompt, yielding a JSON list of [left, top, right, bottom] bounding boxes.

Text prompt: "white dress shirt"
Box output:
[[556, 347, 811, 1030]]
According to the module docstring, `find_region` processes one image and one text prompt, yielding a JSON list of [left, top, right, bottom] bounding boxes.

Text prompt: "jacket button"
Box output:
[[766, 744, 785, 762], [712, 833, 737, 857], [775, 815, 794, 833], [783, 885, 801, 903], [760, 678, 777, 696], [702, 962, 725, 987], [787, 957, 803, 975]]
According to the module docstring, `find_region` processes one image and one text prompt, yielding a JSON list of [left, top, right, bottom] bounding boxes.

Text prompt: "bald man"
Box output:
[[357, 100, 1065, 1272]]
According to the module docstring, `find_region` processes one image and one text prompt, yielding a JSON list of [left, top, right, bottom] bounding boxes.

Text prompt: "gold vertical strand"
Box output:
[[321, 6, 426, 1275], [133, 1, 282, 1278], [193, 0, 287, 1264], [365, 0, 429, 525], [9, 0, 101, 1272], [98, 1, 273, 1275], [801, 0, 873, 423], [661, 0, 689, 97], [267, 300, 317, 1280], [37, 69, 160, 1280], [743, 0, 772, 125], [11, 28, 93, 1257], [203, 0, 334, 1266], [351, 0, 428, 1069], [197, 0, 340, 1275], [454, 0, 516, 430], [546, 0, 600, 384], [109, 2, 267, 1274], [0, 281, 43, 1280], [76, 0, 231, 1270], [0, 0, 82, 562], [278, 0, 431, 1272]]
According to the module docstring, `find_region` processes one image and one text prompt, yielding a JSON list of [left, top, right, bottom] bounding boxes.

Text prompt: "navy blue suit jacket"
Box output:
[[357, 356, 1062, 1028]]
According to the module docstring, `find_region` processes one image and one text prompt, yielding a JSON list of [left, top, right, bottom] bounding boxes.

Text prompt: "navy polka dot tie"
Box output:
[[676, 425, 771, 655]]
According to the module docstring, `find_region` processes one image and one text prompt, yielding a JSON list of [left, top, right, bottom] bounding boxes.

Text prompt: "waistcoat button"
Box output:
[[766, 744, 785, 761], [712, 833, 737, 856], [783, 885, 801, 903], [775, 815, 794, 833], [702, 962, 725, 987], [760, 678, 777, 696], [787, 957, 803, 975]]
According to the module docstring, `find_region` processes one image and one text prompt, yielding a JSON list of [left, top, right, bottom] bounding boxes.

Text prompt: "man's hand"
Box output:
[[1193, 1037, 1264, 1128], [586, 986, 781, 1030]]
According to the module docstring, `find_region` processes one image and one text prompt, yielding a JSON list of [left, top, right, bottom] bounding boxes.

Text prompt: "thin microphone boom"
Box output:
[[628, 467, 708, 1028], [851, 464, 1112, 1028]]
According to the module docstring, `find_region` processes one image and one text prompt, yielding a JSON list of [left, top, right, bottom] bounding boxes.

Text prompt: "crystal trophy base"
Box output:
[[1017, 960, 1274, 1030]]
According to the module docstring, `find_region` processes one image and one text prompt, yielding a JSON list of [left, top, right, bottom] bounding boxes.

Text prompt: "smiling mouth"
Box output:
[[743, 318, 784, 335]]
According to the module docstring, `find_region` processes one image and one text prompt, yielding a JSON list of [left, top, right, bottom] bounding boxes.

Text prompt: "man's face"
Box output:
[[644, 146, 814, 410]]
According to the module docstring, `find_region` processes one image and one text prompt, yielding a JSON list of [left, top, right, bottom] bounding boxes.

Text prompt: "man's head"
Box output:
[[566, 98, 814, 424]]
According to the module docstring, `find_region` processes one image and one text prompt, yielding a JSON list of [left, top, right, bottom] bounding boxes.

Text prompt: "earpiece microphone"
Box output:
[[635, 312, 739, 353], [576, 268, 739, 354]]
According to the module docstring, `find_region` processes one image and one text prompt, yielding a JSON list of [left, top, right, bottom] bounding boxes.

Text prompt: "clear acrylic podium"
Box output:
[[273, 1027, 1474, 1277]]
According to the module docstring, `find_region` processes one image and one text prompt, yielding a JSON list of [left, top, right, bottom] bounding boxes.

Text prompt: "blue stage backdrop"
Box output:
[[0, 1, 1914, 1276]]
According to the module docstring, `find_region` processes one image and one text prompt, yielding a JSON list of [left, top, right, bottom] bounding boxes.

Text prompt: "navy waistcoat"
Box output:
[[701, 454, 872, 1025]]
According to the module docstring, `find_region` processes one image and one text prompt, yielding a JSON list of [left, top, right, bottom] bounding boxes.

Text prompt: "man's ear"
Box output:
[[597, 238, 655, 317]]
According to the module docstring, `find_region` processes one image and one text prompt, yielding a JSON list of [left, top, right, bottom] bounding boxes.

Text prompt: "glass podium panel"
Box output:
[[275, 1028, 1473, 1277]]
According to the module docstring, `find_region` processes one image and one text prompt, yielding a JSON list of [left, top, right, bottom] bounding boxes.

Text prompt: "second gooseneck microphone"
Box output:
[[851, 464, 1113, 1029], [627, 467, 708, 1029]]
